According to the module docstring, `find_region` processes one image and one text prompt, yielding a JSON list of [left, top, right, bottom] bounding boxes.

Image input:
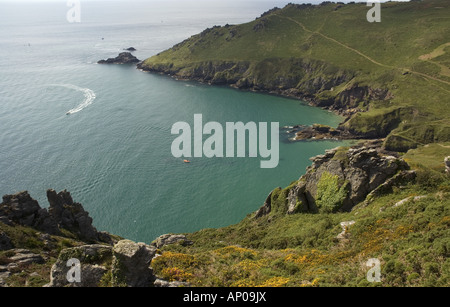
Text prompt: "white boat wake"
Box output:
[[49, 84, 96, 115]]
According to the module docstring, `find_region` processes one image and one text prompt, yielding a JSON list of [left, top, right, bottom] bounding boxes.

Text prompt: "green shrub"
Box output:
[[315, 171, 349, 213]]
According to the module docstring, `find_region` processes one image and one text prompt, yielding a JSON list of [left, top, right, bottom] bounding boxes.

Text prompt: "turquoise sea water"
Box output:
[[0, 0, 349, 242]]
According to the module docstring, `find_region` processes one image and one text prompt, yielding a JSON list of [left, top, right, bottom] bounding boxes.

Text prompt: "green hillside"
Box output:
[[141, 0, 450, 151]]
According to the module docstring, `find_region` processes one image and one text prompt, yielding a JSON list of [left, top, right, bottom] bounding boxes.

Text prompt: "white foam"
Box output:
[[49, 84, 96, 115]]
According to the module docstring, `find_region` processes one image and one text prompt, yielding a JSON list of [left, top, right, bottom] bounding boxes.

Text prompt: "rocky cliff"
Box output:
[[255, 142, 416, 217]]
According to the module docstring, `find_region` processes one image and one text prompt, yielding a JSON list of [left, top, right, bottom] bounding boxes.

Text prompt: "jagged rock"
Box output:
[[0, 190, 101, 242], [98, 52, 140, 64], [46, 189, 99, 241], [445, 156, 450, 173], [0, 192, 41, 226], [47, 244, 112, 287], [151, 234, 193, 249], [112, 240, 156, 287], [0, 232, 13, 251]]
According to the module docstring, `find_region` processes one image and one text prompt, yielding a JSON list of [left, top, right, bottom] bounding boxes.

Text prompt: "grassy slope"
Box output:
[[143, 0, 450, 150], [152, 144, 450, 287]]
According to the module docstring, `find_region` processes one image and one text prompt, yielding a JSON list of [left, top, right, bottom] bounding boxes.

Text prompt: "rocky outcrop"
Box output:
[[112, 240, 156, 287], [98, 52, 140, 64], [47, 244, 113, 287], [256, 143, 411, 216], [47, 240, 157, 287], [46, 189, 99, 241], [151, 234, 193, 249], [0, 190, 107, 242], [445, 156, 450, 174], [124, 47, 136, 52]]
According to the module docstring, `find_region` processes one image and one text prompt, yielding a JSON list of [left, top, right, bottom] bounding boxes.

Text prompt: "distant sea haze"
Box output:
[[0, 1, 349, 242]]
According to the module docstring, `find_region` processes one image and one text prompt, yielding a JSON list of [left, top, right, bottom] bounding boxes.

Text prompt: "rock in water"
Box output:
[[97, 52, 140, 64]]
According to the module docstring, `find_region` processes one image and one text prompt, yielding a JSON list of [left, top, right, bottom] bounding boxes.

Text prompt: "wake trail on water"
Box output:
[[48, 84, 96, 115]]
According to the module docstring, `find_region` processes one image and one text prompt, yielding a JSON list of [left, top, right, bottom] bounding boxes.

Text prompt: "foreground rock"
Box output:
[[47, 240, 157, 287], [0, 189, 110, 243], [98, 52, 140, 64], [445, 156, 450, 173], [47, 244, 112, 287], [112, 240, 156, 287]]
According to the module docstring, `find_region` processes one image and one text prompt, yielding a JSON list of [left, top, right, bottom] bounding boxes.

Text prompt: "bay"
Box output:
[[0, 0, 349, 242]]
